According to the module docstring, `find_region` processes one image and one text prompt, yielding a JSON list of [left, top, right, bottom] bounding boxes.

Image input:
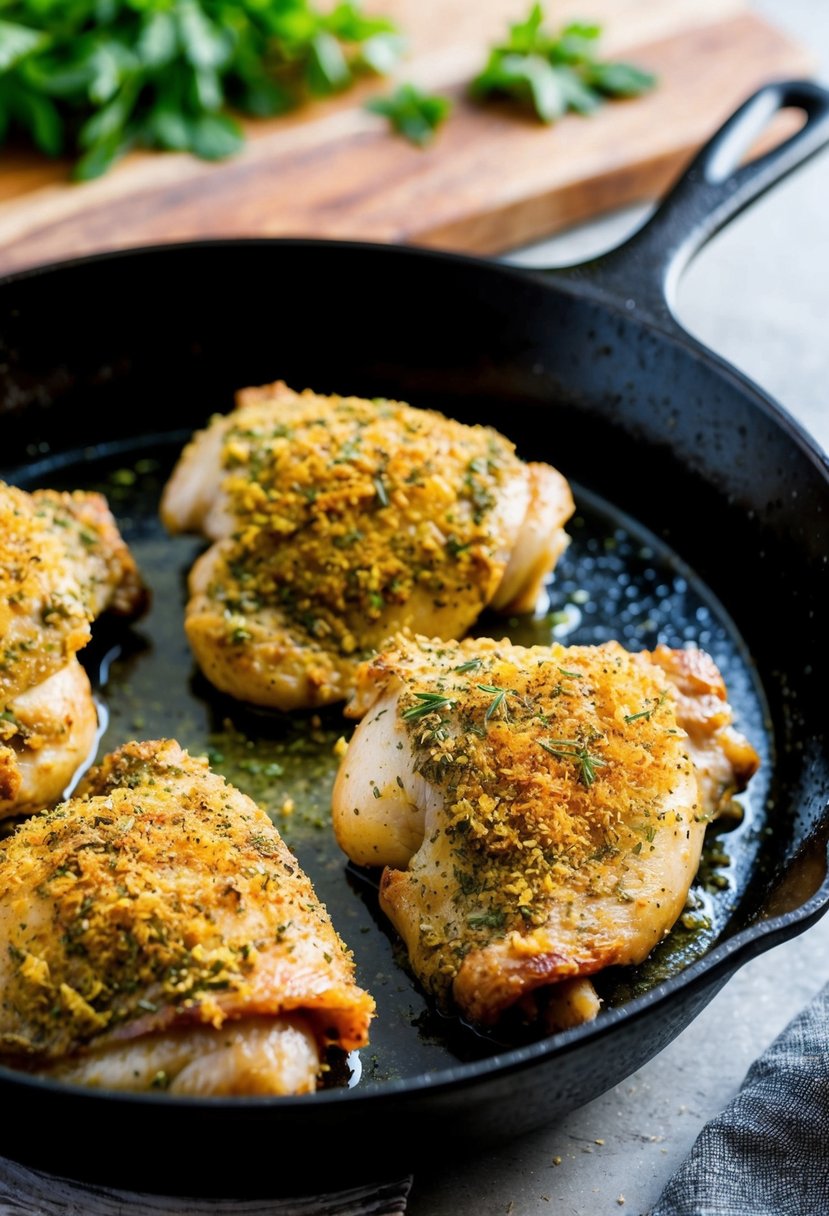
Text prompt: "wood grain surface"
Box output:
[[0, 0, 815, 275]]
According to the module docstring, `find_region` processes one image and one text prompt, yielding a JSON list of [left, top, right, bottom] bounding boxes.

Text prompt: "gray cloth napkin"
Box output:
[[650, 981, 829, 1216], [0, 1162, 413, 1215]]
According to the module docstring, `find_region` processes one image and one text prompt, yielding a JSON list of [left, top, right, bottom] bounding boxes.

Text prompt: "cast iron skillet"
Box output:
[[0, 81, 828, 1198]]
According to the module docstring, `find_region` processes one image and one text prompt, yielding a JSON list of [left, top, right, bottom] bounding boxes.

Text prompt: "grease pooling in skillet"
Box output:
[[11, 440, 772, 1079]]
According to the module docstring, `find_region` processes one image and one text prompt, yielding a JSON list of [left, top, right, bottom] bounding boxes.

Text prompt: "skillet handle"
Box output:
[[556, 80, 829, 329]]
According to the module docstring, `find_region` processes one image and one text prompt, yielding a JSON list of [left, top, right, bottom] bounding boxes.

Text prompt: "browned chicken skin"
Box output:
[[161, 382, 574, 710], [0, 483, 147, 819], [0, 739, 375, 1094], [332, 634, 759, 1033]]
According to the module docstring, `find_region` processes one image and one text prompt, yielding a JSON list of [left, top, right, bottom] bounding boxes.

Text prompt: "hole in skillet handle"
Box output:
[[552, 79, 829, 329], [721, 106, 806, 173]]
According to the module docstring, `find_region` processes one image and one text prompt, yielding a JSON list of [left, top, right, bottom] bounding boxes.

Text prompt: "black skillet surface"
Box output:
[[0, 81, 828, 1197]]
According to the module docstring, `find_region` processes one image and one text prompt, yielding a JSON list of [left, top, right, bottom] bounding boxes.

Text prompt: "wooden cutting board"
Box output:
[[0, 0, 814, 276]]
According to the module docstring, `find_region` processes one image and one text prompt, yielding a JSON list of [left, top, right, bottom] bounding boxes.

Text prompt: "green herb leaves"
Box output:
[[365, 81, 452, 146], [401, 692, 455, 720], [467, 908, 506, 930], [373, 475, 390, 507], [476, 683, 514, 722], [538, 738, 607, 787], [0, 19, 47, 75], [453, 658, 483, 674], [470, 3, 657, 124], [0, 1, 657, 177], [0, 0, 404, 178]]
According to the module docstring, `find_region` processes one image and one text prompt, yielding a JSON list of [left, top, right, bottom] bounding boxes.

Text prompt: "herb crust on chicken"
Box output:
[[333, 634, 759, 1032], [0, 739, 375, 1095], [162, 382, 574, 710], [0, 482, 147, 820]]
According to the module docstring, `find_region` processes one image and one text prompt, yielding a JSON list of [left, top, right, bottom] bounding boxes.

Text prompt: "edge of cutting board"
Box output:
[[0, 9, 816, 275]]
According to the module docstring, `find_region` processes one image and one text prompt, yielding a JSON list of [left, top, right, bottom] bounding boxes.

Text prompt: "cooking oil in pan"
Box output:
[[15, 444, 773, 1075]]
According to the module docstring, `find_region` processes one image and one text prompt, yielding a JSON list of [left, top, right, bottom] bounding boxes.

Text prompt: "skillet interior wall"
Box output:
[[0, 240, 826, 924]]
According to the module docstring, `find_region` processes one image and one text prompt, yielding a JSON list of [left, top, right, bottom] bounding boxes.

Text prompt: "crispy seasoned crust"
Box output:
[[0, 482, 148, 819], [215, 383, 524, 653], [162, 382, 574, 709], [335, 634, 760, 1029], [0, 483, 148, 707], [0, 739, 374, 1063]]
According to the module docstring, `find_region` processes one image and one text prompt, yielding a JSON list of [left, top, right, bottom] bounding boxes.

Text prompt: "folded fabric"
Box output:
[[650, 980, 829, 1216], [0, 1160, 413, 1215]]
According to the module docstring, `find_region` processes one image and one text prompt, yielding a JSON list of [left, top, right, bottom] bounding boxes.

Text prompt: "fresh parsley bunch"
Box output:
[[365, 82, 451, 147], [470, 3, 657, 123], [0, 0, 404, 179]]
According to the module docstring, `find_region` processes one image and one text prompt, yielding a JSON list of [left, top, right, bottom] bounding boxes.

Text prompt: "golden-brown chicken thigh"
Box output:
[[161, 382, 574, 710], [332, 634, 759, 1033], [0, 483, 147, 819], [0, 739, 374, 1094]]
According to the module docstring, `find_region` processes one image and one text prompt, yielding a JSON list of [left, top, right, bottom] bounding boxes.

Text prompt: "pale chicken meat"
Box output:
[[0, 739, 375, 1094], [332, 634, 759, 1033], [161, 382, 574, 710], [0, 662, 98, 818], [0, 482, 147, 819]]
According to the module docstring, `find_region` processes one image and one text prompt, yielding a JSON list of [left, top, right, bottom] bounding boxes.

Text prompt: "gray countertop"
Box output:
[[408, 1, 829, 1212]]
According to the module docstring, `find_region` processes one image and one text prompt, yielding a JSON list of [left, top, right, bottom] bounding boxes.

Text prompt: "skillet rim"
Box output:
[[1, 231, 827, 476], [0, 232, 827, 1112]]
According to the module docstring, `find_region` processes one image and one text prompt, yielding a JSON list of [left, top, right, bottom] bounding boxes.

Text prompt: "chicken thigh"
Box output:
[[0, 483, 147, 819], [332, 634, 759, 1033], [161, 382, 574, 710], [0, 739, 375, 1094]]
